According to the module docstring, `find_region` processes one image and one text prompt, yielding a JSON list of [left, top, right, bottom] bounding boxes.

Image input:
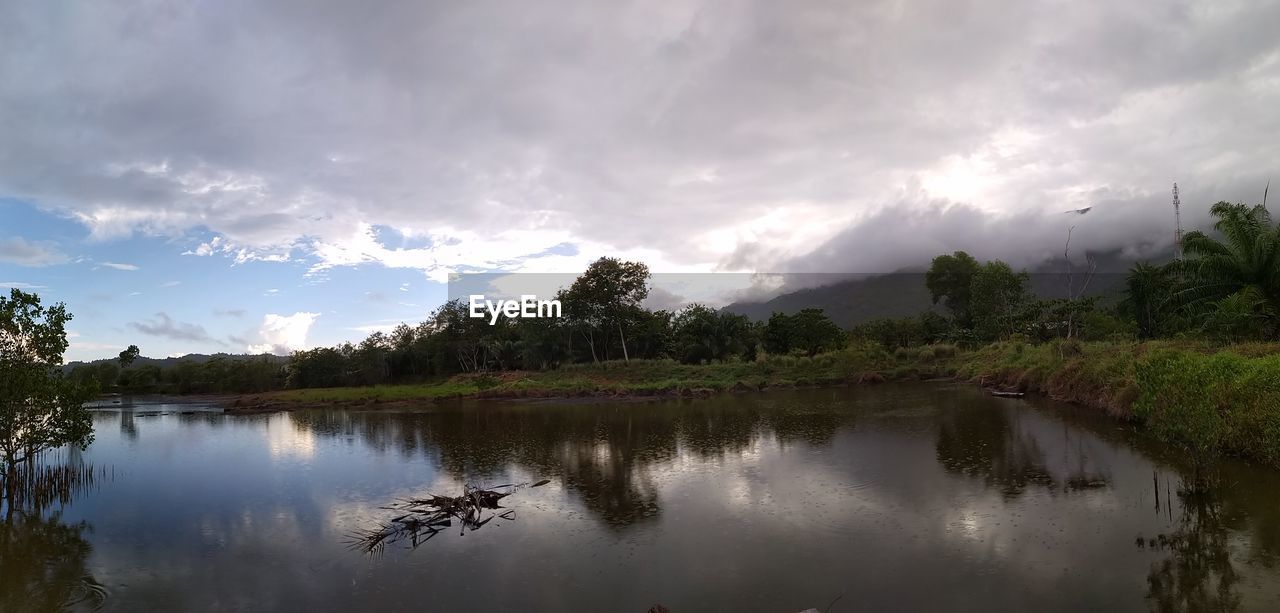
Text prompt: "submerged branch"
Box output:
[[348, 479, 551, 554]]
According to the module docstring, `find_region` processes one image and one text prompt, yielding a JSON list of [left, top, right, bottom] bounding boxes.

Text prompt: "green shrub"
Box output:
[[930, 343, 958, 359], [1135, 350, 1280, 465]]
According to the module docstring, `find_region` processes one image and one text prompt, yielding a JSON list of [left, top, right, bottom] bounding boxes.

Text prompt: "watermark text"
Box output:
[[469, 294, 562, 325]]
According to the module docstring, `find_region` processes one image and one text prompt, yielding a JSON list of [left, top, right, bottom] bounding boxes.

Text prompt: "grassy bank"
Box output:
[[233, 343, 908, 410], [950, 338, 1280, 467]]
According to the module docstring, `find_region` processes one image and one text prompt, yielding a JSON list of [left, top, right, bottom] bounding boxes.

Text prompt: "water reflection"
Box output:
[[935, 398, 1111, 499], [1143, 491, 1242, 612], [118, 411, 137, 440], [289, 396, 857, 529], [27, 386, 1280, 611], [2, 463, 107, 612], [0, 510, 106, 612]]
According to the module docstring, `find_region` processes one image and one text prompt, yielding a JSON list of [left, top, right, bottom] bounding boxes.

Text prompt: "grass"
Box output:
[[270, 380, 481, 403], [949, 338, 1280, 466], [951, 338, 1142, 417], [252, 342, 903, 406]]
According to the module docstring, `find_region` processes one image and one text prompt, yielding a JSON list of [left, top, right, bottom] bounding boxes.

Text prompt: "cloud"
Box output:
[[642, 286, 689, 312], [756, 176, 1249, 277], [161, 280, 181, 287], [349, 321, 403, 336], [128, 312, 222, 344], [0, 237, 66, 267], [1, 0, 1278, 281], [1, 281, 47, 290], [99, 262, 140, 271], [215, 308, 246, 318], [247, 312, 320, 355]]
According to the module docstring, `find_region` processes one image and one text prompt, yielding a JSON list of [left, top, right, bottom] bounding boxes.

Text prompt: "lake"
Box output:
[[7, 384, 1280, 612]]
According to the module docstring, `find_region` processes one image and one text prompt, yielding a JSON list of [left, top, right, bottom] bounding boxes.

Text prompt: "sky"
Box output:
[[2, 0, 1280, 361]]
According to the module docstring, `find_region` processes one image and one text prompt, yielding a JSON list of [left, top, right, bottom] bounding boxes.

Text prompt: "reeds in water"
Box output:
[[1, 462, 109, 514]]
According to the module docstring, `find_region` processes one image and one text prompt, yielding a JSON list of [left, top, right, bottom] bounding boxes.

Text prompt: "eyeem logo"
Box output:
[[469, 295, 562, 325]]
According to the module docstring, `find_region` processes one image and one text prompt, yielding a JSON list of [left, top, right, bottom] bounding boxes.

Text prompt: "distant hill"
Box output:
[[65, 352, 288, 372], [723, 273, 938, 327], [722, 250, 1166, 328]]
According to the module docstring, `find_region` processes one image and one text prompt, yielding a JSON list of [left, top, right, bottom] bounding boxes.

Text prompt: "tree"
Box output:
[[117, 345, 140, 369], [969, 261, 1031, 341], [1121, 262, 1174, 339], [1200, 287, 1269, 343], [670, 305, 754, 364], [0, 290, 94, 482], [762, 312, 795, 355], [1061, 225, 1099, 339], [761, 309, 845, 356], [926, 251, 980, 327], [561, 257, 650, 362], [1177, 201, 1280, 335], [852, 312, 949, 349], [789, 309, 845, 357]]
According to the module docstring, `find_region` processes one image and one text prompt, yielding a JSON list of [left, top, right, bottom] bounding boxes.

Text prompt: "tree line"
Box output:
[[287, 257, 849, 388]]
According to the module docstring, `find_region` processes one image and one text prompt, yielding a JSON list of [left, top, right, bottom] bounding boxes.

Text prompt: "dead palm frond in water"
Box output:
[[348, 479, 550, 554]]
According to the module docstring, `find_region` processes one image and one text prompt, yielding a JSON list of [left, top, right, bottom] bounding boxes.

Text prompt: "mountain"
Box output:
[[722, 273, 938, 327], [722, 249, 1168, 327]]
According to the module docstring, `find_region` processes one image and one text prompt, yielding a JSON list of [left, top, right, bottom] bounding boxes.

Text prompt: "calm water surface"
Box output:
[[7, 384, 1280, 612]]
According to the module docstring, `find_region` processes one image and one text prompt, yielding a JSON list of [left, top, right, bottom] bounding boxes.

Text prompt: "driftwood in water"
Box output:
[[989, 389, 1024, 398], [349, 479, 550, 554]]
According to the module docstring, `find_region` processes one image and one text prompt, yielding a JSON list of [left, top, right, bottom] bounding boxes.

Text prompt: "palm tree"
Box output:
[[1122, 262, 1172, 339], [1176, 201, 1280, 334]]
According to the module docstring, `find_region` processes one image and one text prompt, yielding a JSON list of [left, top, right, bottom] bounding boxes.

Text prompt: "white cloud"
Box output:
[[1, 281, 48, 290], [66, 339, 123, 358], [99, 262, 140, 271], [247, 312, 320, 355], [349, 322, 403, 336], [161, 280, 181, 287]]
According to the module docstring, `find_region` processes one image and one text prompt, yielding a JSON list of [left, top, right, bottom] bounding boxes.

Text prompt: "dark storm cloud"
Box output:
[[1, 0, 1278, 274]]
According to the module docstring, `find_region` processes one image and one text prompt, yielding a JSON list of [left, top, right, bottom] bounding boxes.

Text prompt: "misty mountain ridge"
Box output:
[[723, 247, 1172, 327]]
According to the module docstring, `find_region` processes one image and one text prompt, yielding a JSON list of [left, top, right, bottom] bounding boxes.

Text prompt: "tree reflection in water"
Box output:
[[289, 395, 855, 530], [934, 403, 1109, 499], [1143, 489, 1242, 613], [1, 462, 107, 612]]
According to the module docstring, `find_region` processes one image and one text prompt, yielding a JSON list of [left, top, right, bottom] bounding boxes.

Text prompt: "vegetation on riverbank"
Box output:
[[234, 342, 907, 409], [947, 338, 1280, 467]]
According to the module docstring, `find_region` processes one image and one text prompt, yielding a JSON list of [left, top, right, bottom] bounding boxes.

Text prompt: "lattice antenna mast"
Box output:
[[1173, 183, 1183, 260]]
